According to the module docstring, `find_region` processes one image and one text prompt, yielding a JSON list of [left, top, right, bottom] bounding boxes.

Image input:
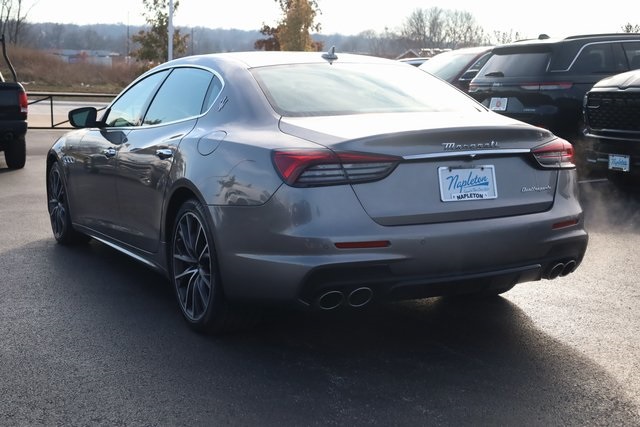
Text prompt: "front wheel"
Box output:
[[171, 199, 247, 334], [47, 162, 90, 245]]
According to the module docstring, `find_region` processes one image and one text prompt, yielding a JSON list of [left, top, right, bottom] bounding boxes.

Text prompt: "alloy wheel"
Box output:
[[48, 166, 67, 239], [172, 211, 213, 322]]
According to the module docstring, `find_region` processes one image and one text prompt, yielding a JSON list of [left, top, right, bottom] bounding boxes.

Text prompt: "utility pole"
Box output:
[[168, 0, 174, 61]]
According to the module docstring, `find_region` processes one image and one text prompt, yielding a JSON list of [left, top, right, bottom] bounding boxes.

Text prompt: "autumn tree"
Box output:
[[131, 0, 189, 63], [255, 0, 322, 51]]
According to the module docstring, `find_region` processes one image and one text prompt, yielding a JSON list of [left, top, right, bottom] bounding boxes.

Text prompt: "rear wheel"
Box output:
[[4, 135, 26, 169], [170, 199, 251, 334], [47, 162, 90, 245]]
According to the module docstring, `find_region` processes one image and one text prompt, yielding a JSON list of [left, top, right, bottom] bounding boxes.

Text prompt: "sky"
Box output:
[[24, 0, 639, 40]]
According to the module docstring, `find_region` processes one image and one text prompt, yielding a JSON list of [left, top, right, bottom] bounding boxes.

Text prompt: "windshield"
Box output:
[[251, 62, 483, 117]]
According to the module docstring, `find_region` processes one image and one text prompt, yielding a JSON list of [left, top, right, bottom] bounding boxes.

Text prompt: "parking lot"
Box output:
[[1, 130, 639, 425]]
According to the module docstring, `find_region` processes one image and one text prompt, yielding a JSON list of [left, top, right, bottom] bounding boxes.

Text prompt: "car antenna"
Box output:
[[322, 46, 338, 63]]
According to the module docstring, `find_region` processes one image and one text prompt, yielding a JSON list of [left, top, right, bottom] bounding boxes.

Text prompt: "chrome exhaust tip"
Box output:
[[317, 290, 344, 310], [560, 260, 577, 277], [347, 287, 373, 308], [547, 262, 565, 280]]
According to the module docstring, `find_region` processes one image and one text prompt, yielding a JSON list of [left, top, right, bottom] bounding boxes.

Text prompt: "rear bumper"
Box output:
[[210, 170, 588, 308]]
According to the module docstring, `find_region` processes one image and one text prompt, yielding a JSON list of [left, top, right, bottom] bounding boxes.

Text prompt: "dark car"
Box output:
[[46, 51, 588, 334], [419, 46, 493, 91], [583, 68, 640, 182], [468, 33, 640, 144]]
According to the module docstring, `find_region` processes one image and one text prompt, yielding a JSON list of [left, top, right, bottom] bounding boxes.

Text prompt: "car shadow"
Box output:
[[1, 239, 638, 425]]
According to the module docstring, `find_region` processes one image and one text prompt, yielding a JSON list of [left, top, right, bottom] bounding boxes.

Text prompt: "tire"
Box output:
[[170, 199, 252, 334], [47, 162, 90, 245], [4, 135, 26, 169]]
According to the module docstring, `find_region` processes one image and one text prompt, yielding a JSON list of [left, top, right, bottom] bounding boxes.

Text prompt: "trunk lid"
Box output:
[[280, 112, 559, 225]]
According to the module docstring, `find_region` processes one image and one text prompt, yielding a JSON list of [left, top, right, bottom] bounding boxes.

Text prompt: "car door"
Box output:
[[65, 70, 170, 237], [114, 67, 218, 252]]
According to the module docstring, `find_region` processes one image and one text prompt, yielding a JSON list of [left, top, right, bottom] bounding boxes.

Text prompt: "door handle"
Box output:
[[102, 148, 117, 158], [155, 148, 174, 160]]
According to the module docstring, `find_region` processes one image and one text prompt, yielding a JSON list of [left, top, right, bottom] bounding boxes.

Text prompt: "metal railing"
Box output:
[[27, 91, 115, 129]]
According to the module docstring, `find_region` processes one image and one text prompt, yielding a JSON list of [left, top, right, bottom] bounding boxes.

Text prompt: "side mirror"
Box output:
[[69, 107, 101, 128]]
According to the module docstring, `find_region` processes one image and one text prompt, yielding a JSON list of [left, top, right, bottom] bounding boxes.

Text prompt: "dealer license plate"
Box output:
[[608, 154, 630, 172], [438, 166, 498, 202], [489, 97, 508, 111]]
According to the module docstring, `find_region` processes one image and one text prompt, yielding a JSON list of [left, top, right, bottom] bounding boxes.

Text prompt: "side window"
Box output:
[[572, 44, 617, 74], [202, 76, 223, 113], [623, 42, 640, 70], [105, 70, 169, 127], [143, 68, 215, 125]]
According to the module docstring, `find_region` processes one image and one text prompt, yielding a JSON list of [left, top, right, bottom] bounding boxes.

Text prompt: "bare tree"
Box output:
[[425, 7, 445, 48], [621, 23, 640, 33], [446, 10, 487, 48], [492, 29, 523, 45], [0, 0, 35, 44], [401, 8, 428, 48], [402, 7, 489, 50]]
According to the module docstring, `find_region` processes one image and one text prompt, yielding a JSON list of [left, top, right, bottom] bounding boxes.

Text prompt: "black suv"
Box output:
[[468, 34, 640, 145], [583, 69, 640, 181]]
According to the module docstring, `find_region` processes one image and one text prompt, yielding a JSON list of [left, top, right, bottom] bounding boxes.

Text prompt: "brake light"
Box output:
[[18, 91, 28, 114], [532, 138, 575, 169], [272, 149, 400, 187], [520, 82, 572, 91]]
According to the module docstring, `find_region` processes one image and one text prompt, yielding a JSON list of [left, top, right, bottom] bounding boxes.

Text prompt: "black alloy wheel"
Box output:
[[47, 162, 88, 244], [171, 199, 234, 333]]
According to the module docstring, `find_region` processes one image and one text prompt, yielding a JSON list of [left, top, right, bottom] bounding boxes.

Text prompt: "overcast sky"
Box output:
[[25, 0, 638, 39]]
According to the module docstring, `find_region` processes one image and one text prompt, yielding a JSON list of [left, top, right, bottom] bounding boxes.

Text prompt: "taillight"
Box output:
[[532, 138, 575, 169], [18, 91, 28, 114], [272, 149, 400, 187], [520, 82, 572, 91]]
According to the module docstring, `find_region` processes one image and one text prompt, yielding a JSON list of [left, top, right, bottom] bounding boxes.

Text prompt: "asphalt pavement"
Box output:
[[0, 130, 638, 426]]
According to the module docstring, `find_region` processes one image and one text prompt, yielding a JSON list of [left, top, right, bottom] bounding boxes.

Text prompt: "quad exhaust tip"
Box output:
[[316, 287, 374, 310]]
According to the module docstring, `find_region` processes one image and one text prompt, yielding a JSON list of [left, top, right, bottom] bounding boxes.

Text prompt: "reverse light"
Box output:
[[532, 138, 575, 169], [520, 82, 572, 91], [272, 149, 400, 187]]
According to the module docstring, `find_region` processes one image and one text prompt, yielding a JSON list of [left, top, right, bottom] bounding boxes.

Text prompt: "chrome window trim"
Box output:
[[106, 65, 226, 130]]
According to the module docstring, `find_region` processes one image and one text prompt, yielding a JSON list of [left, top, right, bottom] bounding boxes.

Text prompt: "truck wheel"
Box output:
[[4, 135, 26, 169]]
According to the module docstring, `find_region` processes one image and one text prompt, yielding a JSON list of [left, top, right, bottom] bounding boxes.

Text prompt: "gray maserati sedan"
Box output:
[[46, 50, 588, 333]]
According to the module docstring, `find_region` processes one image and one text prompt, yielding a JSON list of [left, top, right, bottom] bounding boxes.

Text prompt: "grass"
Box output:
[[1, 45, 145, 94]]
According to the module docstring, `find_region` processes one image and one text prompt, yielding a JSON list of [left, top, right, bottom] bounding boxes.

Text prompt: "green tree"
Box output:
[[255, 0, 322, 51], [131, 0, 189, 63]]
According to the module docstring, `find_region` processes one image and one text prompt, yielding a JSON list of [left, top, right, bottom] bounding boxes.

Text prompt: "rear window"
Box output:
[[480, 51, 551, 78], [251, 63, 483, 117]]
